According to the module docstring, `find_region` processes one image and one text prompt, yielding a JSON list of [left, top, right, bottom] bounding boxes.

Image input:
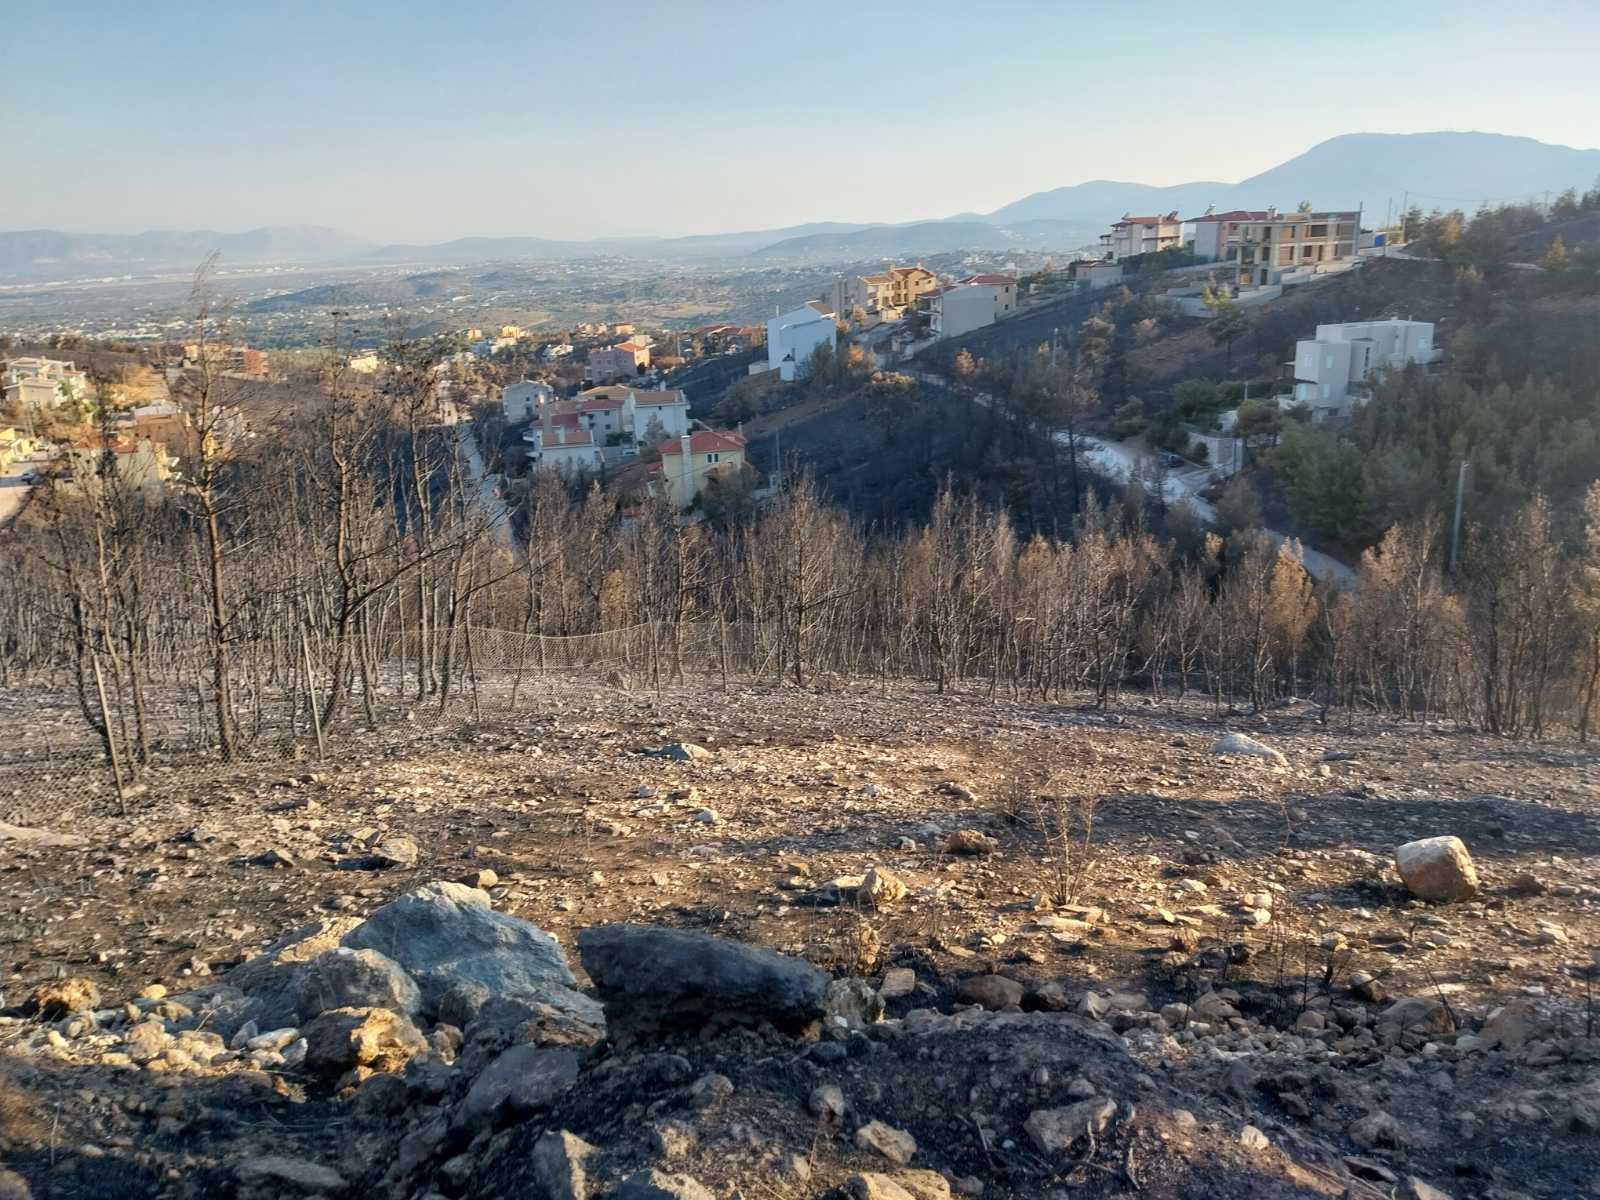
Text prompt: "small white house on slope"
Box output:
[[767, 302, 836, 382]]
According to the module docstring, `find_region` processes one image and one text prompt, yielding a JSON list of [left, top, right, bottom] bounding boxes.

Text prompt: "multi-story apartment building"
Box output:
[[831, 264, 938, 319], [1185, 210, 1272, 262], [1098, 212, 1182, 261], [1232, 209, 1360, 286]]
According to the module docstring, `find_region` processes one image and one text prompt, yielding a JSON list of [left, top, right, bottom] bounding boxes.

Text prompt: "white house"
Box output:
[[958, 274, 1018, 318], [502, 378, 555, 423], [1288, 319, 1438, 420], [522, 422, 602, 476], [767, 302, 836, 382], [572, 384, 691, 445], [927, 284, 995, 339]]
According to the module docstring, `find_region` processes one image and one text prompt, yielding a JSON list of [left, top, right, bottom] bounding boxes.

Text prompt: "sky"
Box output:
[[6, 0, 1598, 244]]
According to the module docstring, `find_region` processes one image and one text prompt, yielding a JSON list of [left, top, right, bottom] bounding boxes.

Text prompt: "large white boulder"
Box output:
[[1210, 733, 1287, 766], [1395, 836, 1478, 901]]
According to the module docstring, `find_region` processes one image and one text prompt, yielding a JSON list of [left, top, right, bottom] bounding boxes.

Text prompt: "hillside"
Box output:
[[750, 219, 1094, 262], [986, 131, 1600, 225], [11, 132, 1598, 278], [2, 678, 1598, 1200], [0, 225, 373, 280]]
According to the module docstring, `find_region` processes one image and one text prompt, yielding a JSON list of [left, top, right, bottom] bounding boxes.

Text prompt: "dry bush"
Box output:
[[1034, 774, 1100, 906]]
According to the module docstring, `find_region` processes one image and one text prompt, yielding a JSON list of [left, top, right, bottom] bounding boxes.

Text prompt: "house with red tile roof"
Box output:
[[522, 422, 602, 476], [652, 430, 748, 508], [586, 339, 652, 383]]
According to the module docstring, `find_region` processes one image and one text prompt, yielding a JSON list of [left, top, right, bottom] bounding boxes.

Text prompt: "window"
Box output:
[[706, 453, 719, 463]]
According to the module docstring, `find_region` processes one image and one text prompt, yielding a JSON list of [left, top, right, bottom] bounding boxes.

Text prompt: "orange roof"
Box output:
[[1184, 210, 1272, 223], [659, 430, 746, 456], [549, 411, 582, 429], [635, 390, 686, 406], [543, 428, 594, 446]]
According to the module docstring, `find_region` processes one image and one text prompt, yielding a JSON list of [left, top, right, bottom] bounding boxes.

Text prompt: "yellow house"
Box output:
[[654, 430, 748, 508], [0, 427, 41, 471], [832, 264, 939, 319]]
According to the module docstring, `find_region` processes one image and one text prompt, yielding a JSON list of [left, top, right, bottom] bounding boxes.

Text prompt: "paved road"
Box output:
[[907, 368, 1356, 587], [1074, 432, 1355, 586], [0, 472, 30, 529], [456, 427, 518, 556]]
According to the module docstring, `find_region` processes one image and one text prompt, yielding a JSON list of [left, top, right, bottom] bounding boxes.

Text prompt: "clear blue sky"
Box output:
[[6, 0, 1597, 243]]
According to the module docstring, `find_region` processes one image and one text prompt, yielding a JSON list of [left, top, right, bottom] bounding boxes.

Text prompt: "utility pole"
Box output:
[[1449, 459, 1470, 575]]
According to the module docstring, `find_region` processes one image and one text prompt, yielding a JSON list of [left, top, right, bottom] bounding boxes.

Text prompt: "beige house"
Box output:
[[654, 430, 748, 508], [1099, 212, 1182, 261], [3, 356, 90, 410], [0, 427, 42, 470], [1231, 209, 1360, 286], [65, 435, 177, 496], [831, 264, 938, 319]]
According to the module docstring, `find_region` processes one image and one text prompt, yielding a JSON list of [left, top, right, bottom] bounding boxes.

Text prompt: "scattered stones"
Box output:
[[578, 924, 828, 1040], [459, 868, 498, 891], [654, 743, 713, 761], [824, 977, 885, 1029], [368, 836, 419, 870], [1024, 1098, 1117, 1153], [810, 1083, 847, 1122], [847, 1173, 952, 1200], [25, 977, 99, 1017], [234, 1156, 347, 1194], [955, 974, 1023, 1011], [944, 829, 997, 856], [855, 1120, 917, 1165], [301, 1006, 426, 1076], [860, 867, 909, 907], [531, 1130, 598, 1200], [879, 968, 916, 1000], [455, 1045, 580, 1130], [1395, 836, 1478, 902], [1238, 1125, 1271, 1151], [614, 1170, 716, 1200], [1211, 733, 1287, 766]]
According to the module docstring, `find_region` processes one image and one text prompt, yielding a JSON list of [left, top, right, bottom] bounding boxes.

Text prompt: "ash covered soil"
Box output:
[[2, 679, 1599, 1200]]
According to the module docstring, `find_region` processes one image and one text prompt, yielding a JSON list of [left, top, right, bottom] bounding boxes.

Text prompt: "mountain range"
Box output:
[[3, 132, 1596, 279]]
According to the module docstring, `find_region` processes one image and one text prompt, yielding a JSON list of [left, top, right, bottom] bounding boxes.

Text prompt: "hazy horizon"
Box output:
[[8, 0, 1599, 243]]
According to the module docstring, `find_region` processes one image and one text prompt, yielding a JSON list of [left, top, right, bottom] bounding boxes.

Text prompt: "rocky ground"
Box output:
[[2, 678, 1599, 1200]]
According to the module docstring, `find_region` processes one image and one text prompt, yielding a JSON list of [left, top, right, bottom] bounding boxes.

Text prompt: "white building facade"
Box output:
[[502, 378, 556, 423], [767, 303, 836, 382], [928, 284, 995, 340], [1289, 319, 1438, 420]]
